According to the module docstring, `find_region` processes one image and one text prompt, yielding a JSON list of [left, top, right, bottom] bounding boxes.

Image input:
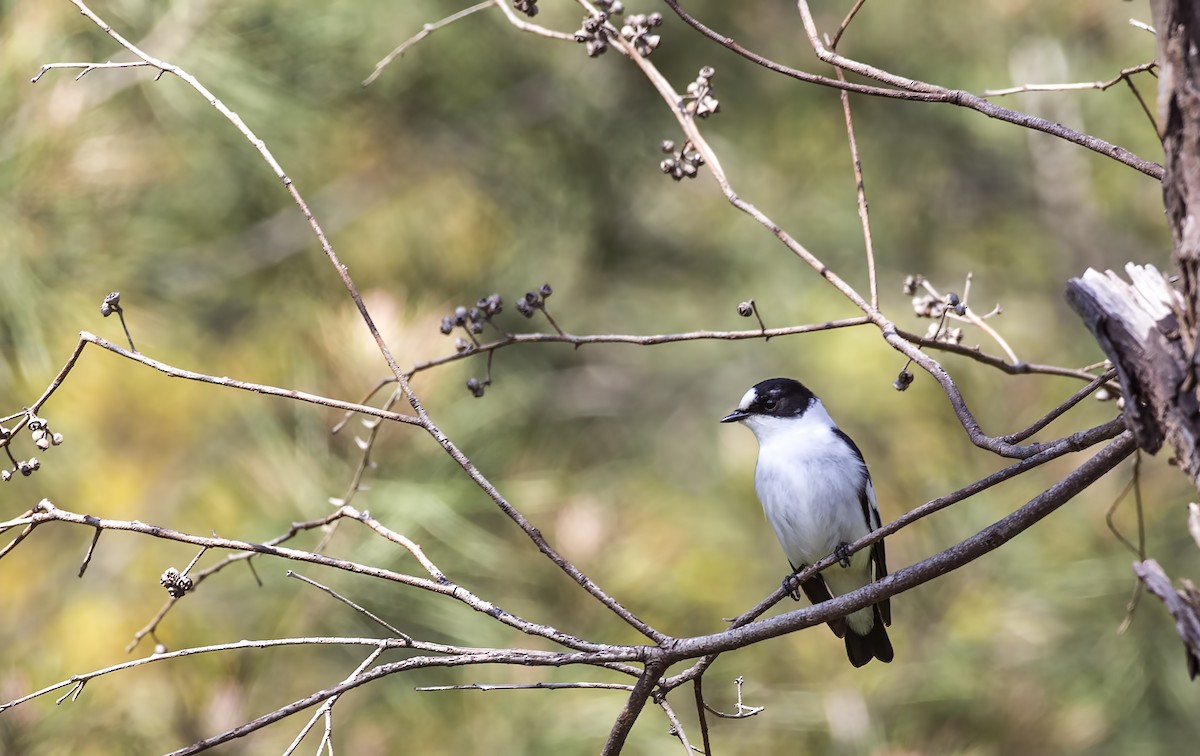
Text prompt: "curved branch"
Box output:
[[661, 1, 1163, 179]]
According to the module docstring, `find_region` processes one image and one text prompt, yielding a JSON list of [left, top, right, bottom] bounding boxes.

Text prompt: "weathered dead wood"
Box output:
[[1133, 559, 1200, 679], [1066, 265, 1199, 480]]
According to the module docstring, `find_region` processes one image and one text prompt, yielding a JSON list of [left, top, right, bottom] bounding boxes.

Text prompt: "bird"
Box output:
[[721, 377, 893, 667]]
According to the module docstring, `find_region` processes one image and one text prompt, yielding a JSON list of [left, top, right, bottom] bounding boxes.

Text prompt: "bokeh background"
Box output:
[[2, 1, 1197, 753]]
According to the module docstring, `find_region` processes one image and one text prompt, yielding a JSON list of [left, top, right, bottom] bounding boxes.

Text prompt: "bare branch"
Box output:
[[78, 332, 421, 425], [30, 59, 161, 83], [657, 697, 697, 755], [282, 645, 388, 756], [660, 1, 1162, 178], [1133, 559, 1200, 679], [168, 648, 642, 755], [793, 1, 1162, 179], [834, 66, 879, 308], [76, 526, 102, 578], [603, 663, 666, 756], [405, 317, 871, 377], [288, 571, 412, 640], [363, 1, 496, 87], [4, 500, 617, 655], [415, 681, 634, 692], [1000, 369, 1117, 445], [982, 61, 1157, 97]]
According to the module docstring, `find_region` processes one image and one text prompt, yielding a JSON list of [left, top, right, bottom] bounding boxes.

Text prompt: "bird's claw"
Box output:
[[781, 573, 803, 601], [835, 542, 852, 568]]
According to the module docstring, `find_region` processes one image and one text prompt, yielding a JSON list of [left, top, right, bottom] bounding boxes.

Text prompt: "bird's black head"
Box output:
[[720, 377, 817, 423]]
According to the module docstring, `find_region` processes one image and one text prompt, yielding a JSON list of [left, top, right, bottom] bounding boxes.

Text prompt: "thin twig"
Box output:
[[981, 61, 1157, 97], [658, 697, 697, 755], [1123, 75, 1158, 133], [1001, 369, 1117, 444], [363, 1, 496, 87], [693, 677, 713, 754], [78, 332, 421, 425], [1109, 452, 1146, 634], [31, 60, 158, 82], [702, 676, 763, 719], [405, 317, 870, 377], [180, 545, 208, 577], [916, 275, 1019, 364], [834, 66, 878, 309], [830, 0, 869, 49], [415, 681, 634, 692], [282, 645, 388, 756], [287, 571, 413, 641], [1129, 19, 1156, 35], [0, 522, 36, 562], [77, 527, 102, 578], [492, 0, 579, 41], [3, 636, 413, 714]]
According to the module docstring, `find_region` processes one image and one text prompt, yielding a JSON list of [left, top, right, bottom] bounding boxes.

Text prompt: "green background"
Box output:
[[1, 1, 1196, 753]]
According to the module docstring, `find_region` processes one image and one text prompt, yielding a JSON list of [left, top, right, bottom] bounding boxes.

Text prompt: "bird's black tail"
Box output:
[[843, 603, 893, 668]]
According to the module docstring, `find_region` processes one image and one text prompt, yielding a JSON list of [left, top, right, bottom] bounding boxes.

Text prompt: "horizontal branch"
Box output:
[[896, 327, 1101, 381], [77, 332, 421, 424], [415, 681, 634, 692], [168, 647, 643, 755], [0, 500, 612, 655], [405, 317, 870, 376], [1, 637, 409, 713], [982, 62, 1157, 97]]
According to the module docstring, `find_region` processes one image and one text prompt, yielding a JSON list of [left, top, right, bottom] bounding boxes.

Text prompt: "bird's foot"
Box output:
[[781, 571, 803, 601], [835, 542, 852, 569]]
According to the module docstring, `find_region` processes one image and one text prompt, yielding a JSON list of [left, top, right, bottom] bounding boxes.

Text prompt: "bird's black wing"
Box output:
[[834, 428, 892, 627]]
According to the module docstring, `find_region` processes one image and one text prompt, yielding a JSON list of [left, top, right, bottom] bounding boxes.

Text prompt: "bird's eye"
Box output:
[[763, 398, 778, 411]]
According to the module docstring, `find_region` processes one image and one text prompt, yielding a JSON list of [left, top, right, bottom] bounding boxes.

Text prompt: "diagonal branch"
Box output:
[[664, 431, 1135, 660], [660, 416, 1126, 688]]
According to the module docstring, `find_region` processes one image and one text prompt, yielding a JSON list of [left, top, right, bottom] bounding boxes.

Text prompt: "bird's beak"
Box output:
[[720, 409, 749, 423]]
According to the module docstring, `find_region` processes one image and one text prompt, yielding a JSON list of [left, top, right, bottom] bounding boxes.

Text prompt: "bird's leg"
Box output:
[[834, 542, 852, 569]]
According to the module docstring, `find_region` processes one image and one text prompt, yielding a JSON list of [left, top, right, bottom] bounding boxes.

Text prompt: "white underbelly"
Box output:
[[755, 456, 869, 568]]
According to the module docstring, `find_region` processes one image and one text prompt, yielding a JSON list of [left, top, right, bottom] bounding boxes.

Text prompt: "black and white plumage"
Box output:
[[721, 377, 893, 667]]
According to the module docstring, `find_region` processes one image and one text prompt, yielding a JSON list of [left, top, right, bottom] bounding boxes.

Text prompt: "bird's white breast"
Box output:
[[744, 403, 871, 568]]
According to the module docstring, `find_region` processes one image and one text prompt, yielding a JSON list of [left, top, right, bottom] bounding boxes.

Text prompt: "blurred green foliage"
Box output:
[[1, 1, 1197, 753]]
